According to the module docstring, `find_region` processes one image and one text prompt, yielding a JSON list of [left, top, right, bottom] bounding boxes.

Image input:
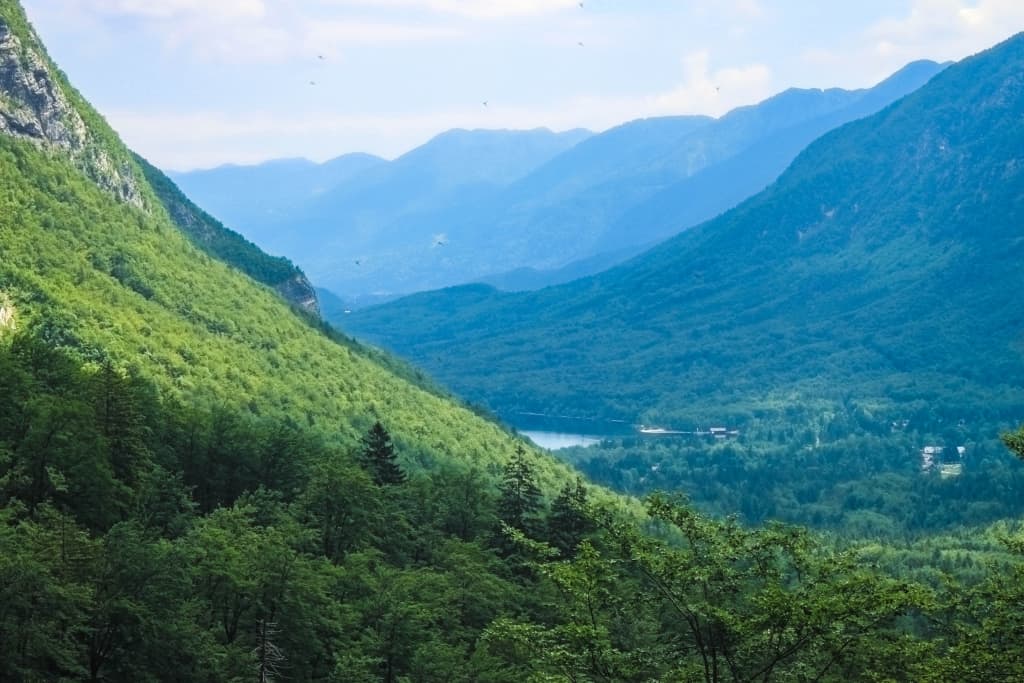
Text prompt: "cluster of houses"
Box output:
[[636, 425, 741, 440], [921, 445, 967, 477]]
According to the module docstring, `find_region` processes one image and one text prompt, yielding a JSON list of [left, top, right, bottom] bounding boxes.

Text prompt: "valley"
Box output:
[[345, 34, 1024, 452], [3, 0, 1024, 679]]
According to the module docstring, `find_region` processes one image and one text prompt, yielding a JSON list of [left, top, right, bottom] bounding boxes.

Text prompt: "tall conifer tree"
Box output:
[[359, 421, 406, 485], [497, 445, 542, 537], [547, 478, 592, 558]]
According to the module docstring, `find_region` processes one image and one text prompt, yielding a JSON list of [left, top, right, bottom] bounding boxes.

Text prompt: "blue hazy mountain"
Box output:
[[172, 65, 942, 304], [317, 63, 941, 301], [276, 126, 593, 256], [466, 60, 947, 277], [170, 153, 386, 244], [171, 127, 592, 294], [344, 35, 1024, 436]]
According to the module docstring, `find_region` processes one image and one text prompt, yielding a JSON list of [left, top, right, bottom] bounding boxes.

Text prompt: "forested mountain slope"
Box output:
[[593, 60, 948, 254], [137, 154, 320, 313], [0, 4, 320, 312], [347, 34, 1024, 439], [0, 0, 600, 501]]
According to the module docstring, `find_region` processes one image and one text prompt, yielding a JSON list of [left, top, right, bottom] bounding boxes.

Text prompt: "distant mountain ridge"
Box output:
[[345, 35, 1024, 437], [170, 63, 943, 305], [169, 152, 386, 246], [469, 60, 948, 272], [171, 127, 591, 261]]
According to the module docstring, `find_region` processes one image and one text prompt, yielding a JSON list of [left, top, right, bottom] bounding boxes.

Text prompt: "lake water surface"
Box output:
[[520, 430, 604, 450]]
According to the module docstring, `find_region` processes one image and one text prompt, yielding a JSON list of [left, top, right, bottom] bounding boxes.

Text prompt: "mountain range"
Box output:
[[345, 34, 1024, 439], [171, 61, 944, 304], [171, 127, 592, 304]]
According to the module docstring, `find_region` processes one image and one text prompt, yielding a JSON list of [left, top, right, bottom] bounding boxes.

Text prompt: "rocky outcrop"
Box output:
[[0, 295, 15, 331], [0, 19, 143, 207], [276, 273, 320, 315]]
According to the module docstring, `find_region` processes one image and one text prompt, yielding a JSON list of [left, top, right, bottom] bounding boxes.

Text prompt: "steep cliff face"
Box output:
[[275, 273, 320, 314], [0, 17, 143, 207]]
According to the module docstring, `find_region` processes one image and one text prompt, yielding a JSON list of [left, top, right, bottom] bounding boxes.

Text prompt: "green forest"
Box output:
[[556, 430, 1024, 540], [3, 332, 1024, 681]]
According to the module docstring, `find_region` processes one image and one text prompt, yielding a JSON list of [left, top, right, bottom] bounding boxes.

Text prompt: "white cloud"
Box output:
[[866, 0, 1024, 67], [647, 52, 773, 116], [731, 0, 765, 20], [83, 0, 266, 20], [797, 0, 1024, 89], [306, 20, 462, 45], [317, 0, 579, 19], [28, 0, 465, 64]]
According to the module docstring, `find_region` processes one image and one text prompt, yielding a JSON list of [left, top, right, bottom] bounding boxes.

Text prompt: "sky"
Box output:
[[19, 0, 1024, 170]]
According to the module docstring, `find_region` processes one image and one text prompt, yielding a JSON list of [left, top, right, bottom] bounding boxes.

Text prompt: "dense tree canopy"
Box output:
[[1, 331, 1024, 680]]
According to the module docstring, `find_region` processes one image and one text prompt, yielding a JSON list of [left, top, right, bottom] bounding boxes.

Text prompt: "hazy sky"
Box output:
[[20, 0, 1024, 170]]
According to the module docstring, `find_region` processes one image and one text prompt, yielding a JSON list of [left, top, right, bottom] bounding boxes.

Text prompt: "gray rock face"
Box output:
[[276, 274, 320, 316], [0, 294, 14, 331], [0, 20, 143, 207]]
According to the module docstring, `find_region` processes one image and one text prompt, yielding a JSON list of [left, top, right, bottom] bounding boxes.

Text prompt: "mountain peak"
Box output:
[[405, 126, 593, 159]]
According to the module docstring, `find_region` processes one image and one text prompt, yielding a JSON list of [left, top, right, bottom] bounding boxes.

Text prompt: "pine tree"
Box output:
[[547, 478, 592, 558], [497, 445, 542, 537], [359, 421, 406, 486]]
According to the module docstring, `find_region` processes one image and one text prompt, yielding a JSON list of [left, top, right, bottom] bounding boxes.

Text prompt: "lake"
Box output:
[[520, 430, 605, 450], [509, 413, 634, 450]]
